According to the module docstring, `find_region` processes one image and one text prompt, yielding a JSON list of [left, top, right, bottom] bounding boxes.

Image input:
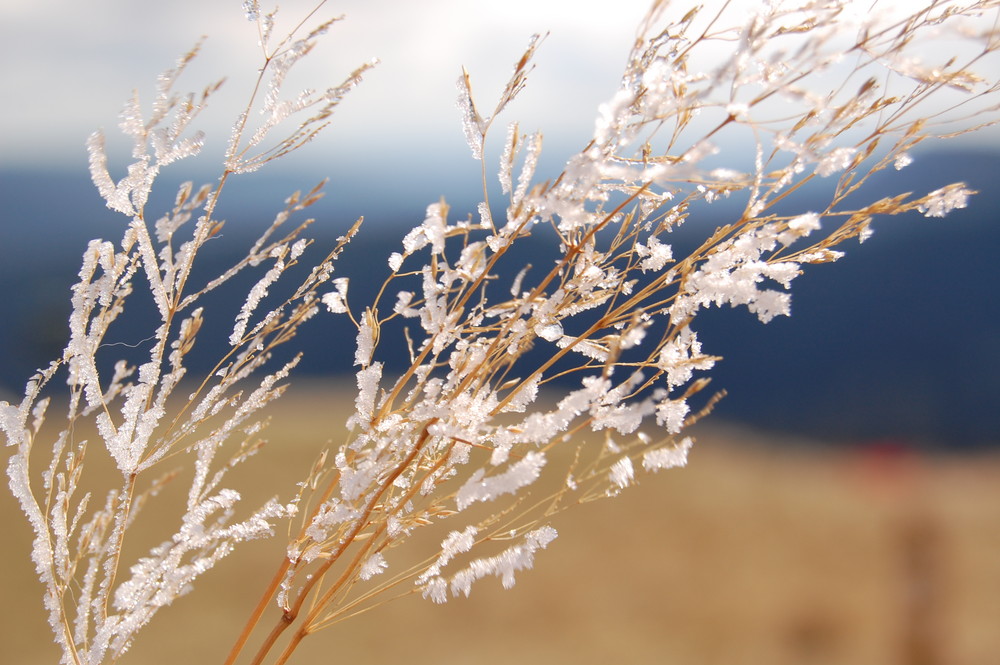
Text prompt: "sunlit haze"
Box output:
[[2, 0, 997, 177]]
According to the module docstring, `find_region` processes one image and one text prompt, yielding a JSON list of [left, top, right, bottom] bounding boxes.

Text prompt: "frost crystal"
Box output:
[[354, 315, 376, 366], [477, 201, 493, 229], [636, 235, 673, 272], [230, 248, 286, 345], [643, 437, 694, 471], [351, 363, 382, 427], [450, 526, 557, 597], [242, 0, 260, 21], [655, 398, 689, 434], [421, 526, 557, 603], [360, 552, 387, 580], [503, 375, 540, 414], [816, 147, 856, 176], [321, 277, 349, 313], [500, 122, 518, 194], [534, 321, 563, 342], [437, 526, 478, 570], [656, 327, 714, 388], [919, 184, 971, 217], [778, 212, 821, 246], [455, 452, 546, 510], [457, 70, 485, 160], [609, 456, 635, 489]]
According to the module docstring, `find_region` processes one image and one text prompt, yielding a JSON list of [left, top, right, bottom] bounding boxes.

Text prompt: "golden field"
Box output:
[[3, 381, 999, 665]]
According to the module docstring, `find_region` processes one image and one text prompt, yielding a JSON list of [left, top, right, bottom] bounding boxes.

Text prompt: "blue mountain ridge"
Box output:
[[1, 149, 996, 448]]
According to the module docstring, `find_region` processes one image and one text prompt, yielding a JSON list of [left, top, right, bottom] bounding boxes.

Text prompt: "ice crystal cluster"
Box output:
[[3, 1, 999, 663]]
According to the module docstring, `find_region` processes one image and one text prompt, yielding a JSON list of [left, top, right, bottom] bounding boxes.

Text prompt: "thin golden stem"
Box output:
[[245, 424, 436, 665], [223, 465, 343, 665]]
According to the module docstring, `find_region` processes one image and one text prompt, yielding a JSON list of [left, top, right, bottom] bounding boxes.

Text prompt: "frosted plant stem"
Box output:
[[376, 211, 536, 419], [101, 474, 137, 619], [370, 202, 537, 421], [56, 602, 83, 665], [271, 536, 378, 665], [474, 186, 647, 412], [276, 440, 459, 662], [223, 468, 343, 665], [5, 4, 998, 663], [480, 153, 495, 233], [247, 424, 435, 665]]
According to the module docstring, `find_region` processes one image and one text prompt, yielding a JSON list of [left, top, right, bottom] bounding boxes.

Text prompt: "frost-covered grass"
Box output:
[[3, 1, 999, 664]]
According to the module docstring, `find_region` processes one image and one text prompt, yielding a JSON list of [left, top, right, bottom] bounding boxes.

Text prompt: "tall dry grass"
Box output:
[[3, 1, 999, 663]]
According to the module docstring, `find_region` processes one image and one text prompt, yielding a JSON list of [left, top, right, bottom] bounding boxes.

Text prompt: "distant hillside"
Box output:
[[1, 149, 997, 447]]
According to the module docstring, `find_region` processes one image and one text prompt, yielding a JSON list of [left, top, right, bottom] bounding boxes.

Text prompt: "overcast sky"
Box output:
[[2, 1, 997, 195], [0, 1, 657, 173]]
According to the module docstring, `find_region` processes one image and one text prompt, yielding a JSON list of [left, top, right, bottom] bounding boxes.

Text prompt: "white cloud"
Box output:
[[3, 0, 995, 200], [0, 0, 651, 170]]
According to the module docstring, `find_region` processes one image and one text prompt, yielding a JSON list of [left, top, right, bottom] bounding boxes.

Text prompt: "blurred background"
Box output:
[[1, 1, 998, 664]]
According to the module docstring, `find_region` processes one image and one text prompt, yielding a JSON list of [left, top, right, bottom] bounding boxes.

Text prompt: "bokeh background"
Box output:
[[1, 1, 998, 663]]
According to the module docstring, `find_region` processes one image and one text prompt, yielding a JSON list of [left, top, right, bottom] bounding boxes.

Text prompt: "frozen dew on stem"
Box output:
[[4, 1, 1000, 664], [918, 183, 973, 217]]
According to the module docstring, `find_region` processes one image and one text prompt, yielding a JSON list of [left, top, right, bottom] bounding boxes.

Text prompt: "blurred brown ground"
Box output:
[[3, 380, 999, 665]]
